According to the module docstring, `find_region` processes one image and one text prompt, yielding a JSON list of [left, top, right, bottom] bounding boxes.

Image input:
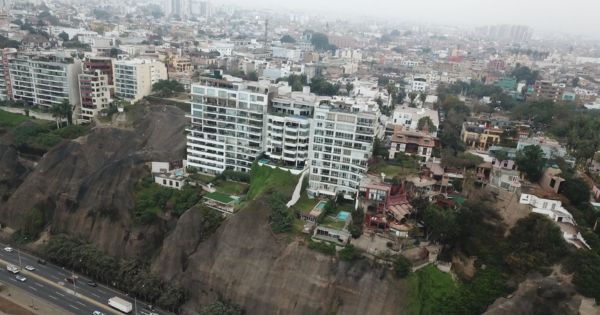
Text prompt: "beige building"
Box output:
[[114, 59, 167, 102]]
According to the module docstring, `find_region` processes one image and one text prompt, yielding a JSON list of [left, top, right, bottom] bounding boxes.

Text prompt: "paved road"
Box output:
[[0, 244, 168, 315]]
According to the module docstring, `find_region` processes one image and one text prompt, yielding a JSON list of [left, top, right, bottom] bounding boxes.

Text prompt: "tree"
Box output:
[[372, 137, 389, 158], [561, 177, 590, 206], [505, 214, 567, 274], [570, 250, 600, 301], [423, 204, 458, 243], [419, 92, 427, 104], [339, 245, 361, 261], [109, 48, 120, 58], [310, 32, 332, 52], [345, 82, 354, 95], [408, 92, 418, 107], [515, 145, 545, 182], [417, 117, 437, 133], [59, 99, 73, 126], [280, 35, 296, 43], [269, 193, 294, 233], [309, 78, 340, 96], [58, 31, 69, 42], [152, 80, 185, 97], [392, 255, 412, 278], [50, 103, 63, 129]]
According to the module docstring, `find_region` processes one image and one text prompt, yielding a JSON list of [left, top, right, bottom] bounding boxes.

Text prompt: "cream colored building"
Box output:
[[114, 59, 167, 102]]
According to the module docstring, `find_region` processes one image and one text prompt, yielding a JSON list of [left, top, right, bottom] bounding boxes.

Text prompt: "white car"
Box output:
[[93, 311, 105, 315], [15, 275, 26, 282], [24, 265, 35, 271], [4, 247, 13, 252]]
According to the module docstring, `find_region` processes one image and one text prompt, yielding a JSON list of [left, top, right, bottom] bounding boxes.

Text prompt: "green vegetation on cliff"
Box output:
[[43, 234, 187, 311]]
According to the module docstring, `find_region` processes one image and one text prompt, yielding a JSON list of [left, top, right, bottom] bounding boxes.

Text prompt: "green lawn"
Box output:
[[247, 164, 298, 200], [407, 265, 456, 315], [293, 192, 319, 214], [213, 180, 248, 196], [0, 109, 29, 127], [189, 173, 215, 184]]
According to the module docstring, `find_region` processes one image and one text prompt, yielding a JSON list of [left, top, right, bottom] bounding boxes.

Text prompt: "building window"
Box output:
[[163, 179, 166, 185]]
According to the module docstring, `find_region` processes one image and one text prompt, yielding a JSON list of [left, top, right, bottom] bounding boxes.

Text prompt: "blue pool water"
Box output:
[[337, 211, 350, 221], [316, 201, 327, 209]]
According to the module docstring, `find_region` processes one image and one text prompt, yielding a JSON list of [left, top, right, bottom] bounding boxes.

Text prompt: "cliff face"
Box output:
[[1, 104, 410, 314], [0, 105, 187, 257], [153, 198, 409, 315]]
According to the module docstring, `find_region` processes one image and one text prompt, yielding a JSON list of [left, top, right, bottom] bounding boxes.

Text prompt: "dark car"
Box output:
[[37, 259, 46, 265], [87, 281, 97, 287]]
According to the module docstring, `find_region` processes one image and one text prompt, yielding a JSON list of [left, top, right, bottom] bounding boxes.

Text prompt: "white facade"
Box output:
[[207, 42, 234, 57], [389, 106, 439, 136], [308, 98, 380, 197], [187, 78, 270, 174], [7, 52, 82, 108], [411, 77, 428, 92], [114, 59, 167, 102], [266, 90, 319, 169], [271, 46, 302, 62]]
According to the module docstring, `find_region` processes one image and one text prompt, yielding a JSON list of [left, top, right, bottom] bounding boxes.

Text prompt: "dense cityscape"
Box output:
[[0, 0, 600, 314]]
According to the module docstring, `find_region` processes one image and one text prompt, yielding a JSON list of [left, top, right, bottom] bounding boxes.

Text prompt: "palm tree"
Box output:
[[50, 103, 63, 129], [419, 93, 427, 105], [59, 99, 72, 126], [408, 92, 418, 107]]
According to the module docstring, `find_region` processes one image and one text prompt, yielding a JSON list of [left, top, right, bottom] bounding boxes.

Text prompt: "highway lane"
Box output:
[[0, 246, 167, 315], [0, 266, 97, 314]]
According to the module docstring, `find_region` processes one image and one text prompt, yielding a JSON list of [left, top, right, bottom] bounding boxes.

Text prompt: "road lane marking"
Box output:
[[49, 275, 60, 280], [28, 285, 37, 292], [69, 304, 80, 311], [91, 292, 100, 298], [55, 291, 65, 297], [76, 301, 86, 306], [34, 282, 44, 287], [48, 295, 58, 300]]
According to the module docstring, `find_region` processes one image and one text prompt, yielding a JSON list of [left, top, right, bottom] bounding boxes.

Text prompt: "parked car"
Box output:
[[15, 275, 26, 282], [24, 265, 35, 271], [87, 281, 97, 287], [37, 259, 46, 265], [4, 247, 13, 252]]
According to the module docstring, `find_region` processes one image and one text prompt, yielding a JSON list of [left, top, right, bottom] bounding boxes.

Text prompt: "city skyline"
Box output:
[[219, 0, 600, 39]]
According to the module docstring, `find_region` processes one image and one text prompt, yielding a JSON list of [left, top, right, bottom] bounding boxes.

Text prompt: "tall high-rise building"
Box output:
[[3, 51, 82, 108], [78, 70, 113, 122], [187, 78, 271, 174], [164, 0, 191, 19], [114, 59, 167, 102], [266, 88, 320, 170], [307, 98, 380, 197]]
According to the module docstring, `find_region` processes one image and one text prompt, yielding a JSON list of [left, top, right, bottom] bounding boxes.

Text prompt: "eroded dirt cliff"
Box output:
[[153, 198, 409, 315], [0, 104, 186, 257]]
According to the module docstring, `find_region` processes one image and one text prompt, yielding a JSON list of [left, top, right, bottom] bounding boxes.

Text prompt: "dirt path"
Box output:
[[0, 283, 71, 315]]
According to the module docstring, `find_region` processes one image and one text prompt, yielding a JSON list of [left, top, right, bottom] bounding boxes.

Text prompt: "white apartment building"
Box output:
[[187, 77, 271, 174], [6, 52, 82, 108], [308, 97, 380, 197], [271, 46, 302, 62], [389, 106, 439, 136], [411, 77, 428, 92], [78, 70, 113, 121], [266, 88, 321, 170], [114, 59, 167, 102]]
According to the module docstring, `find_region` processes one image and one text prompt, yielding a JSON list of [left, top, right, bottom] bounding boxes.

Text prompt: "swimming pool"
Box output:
[[337, 211, 350, 221], [316, 201, 327, 209]]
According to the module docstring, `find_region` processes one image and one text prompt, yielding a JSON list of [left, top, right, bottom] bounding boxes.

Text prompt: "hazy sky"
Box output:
[[220, 0, 599, 38]]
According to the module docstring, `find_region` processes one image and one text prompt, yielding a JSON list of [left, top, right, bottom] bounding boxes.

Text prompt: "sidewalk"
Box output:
[[0, 106, 54, 121], [0, 283, 71, 315]]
